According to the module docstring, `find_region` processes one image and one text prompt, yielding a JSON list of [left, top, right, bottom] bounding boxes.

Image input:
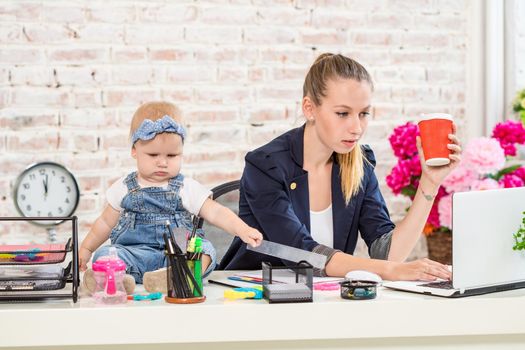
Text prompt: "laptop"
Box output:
[[383, 186, 525, 298]]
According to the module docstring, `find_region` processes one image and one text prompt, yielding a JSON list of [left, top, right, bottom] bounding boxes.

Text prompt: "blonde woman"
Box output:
[[220, 53, 461, 280]]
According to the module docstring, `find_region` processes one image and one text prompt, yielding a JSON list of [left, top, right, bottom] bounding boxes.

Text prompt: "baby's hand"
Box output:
[[79, 247, 93, 272], [239, 227, 263, 248]]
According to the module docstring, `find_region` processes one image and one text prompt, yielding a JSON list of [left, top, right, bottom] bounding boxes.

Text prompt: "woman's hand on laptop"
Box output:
[[389, 258, 451, 281]]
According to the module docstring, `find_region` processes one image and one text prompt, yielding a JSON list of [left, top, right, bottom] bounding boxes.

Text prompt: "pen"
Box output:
[[208, 279, 242, 289], [228, 276, 262, 285]]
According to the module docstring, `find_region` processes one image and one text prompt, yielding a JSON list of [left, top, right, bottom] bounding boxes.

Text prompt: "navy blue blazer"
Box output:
[[218, 124, 395, 270]]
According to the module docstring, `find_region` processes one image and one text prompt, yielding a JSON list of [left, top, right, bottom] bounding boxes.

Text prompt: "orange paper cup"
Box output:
[[418, 114, 453, 166]]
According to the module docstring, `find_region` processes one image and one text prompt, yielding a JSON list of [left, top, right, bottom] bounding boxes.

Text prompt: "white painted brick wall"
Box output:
[[0, 0, 469, 248]]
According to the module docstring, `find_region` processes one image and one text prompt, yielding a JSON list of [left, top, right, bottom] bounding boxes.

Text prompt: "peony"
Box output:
[[441, 166, 478, 193], [470, 178, 501, 191], [389, 122, 419, 159], [499, 174, 525, 188], [438, 194, 453, 229], [511, 166, 525, 182], [427, 203, 441, 228], [492, 120, 525, 156], [462, 137, 506, 174], [385, 156, 421, 195], [386, 118, 524, 235]]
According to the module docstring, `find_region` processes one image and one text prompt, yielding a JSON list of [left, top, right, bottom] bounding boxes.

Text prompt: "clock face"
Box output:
[[14, 162, 80, 225]]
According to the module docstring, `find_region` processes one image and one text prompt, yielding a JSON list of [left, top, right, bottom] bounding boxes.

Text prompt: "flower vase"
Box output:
[[425, 232, 452, 265]]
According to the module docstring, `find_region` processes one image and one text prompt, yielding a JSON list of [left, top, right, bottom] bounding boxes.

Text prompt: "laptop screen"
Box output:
[[452, 187, 525, 290]]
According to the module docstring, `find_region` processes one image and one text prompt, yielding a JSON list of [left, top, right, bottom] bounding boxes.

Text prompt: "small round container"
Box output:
[[340, 280, 377, 300]]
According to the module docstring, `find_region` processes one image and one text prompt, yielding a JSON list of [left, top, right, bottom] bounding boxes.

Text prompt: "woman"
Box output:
[[219, 53, 461, 280]]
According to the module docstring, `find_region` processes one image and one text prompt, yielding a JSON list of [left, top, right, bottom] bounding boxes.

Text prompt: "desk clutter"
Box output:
[[0, 216, 79, 303], [164, 221, 205, 304], [262, 261, 313, 303]]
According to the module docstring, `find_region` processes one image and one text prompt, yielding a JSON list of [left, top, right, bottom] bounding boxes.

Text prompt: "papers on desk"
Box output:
[[208, 270, 342, 289], [241, 270, 342, 284]]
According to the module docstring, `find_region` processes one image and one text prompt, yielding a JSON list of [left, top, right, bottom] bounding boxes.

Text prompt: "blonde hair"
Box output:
[[129, 101, 183, 139], [303, 53, 374, 204]]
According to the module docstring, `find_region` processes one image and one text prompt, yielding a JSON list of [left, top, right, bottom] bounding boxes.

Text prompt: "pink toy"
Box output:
[[92, 247, 127, 304]]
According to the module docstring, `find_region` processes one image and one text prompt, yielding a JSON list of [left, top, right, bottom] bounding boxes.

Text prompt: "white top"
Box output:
[[106, 175, 212, 216], [310, 204, 334, 248]]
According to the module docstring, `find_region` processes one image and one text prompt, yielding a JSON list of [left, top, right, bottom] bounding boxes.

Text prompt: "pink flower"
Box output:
[[441, 165, 478, 193], [428, 187, 448, 228], [470, 178, 501, 191], [427, 203, 441, 228], [438, 194, 453, 230], [511, 166, 525, 182], [499, 174, 525, 188], [389, 122, 419, 159], [463, 137, 506, 174], [386, 119, 525, 234], [386, 157, 421, 195], [491, 120, 525, 156]]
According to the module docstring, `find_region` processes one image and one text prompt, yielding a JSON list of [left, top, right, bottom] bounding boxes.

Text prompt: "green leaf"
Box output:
[[493, 165, 521, 180], [401, 185, 417, 197]]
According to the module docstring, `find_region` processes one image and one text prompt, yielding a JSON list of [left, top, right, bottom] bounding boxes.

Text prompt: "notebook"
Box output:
[[383, 186, 525, 298]]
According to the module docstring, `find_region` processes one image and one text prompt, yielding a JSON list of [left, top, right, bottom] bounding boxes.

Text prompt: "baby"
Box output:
[[79, 101, 262, 294]]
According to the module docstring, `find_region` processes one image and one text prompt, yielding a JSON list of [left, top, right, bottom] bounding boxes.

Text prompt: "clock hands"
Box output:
[[43, 174, 48, 197]]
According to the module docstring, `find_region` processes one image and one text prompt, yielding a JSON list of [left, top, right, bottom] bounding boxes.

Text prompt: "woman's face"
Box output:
[[306, 78, 372, 154]]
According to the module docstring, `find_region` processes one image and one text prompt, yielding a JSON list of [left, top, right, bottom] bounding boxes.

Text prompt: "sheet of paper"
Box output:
[[238, 270, 343, 284]]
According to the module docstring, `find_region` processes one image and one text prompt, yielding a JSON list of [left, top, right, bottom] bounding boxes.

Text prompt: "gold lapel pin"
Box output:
[[290, 182, 297, 190]]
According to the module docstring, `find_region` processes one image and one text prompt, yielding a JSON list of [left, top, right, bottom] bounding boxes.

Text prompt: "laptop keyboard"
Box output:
[[419, 280, 453, 289]]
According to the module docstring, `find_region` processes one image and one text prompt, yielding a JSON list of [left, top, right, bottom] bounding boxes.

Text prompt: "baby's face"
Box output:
[[132, 132, 183, 184]]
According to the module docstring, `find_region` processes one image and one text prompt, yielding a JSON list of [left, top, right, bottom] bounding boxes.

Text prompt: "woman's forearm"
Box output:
[[388, 175, 440, 261], [325, 251, 394, 278]]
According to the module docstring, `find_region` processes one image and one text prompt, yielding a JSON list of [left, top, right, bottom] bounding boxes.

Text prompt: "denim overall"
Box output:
[[93, 172, 216, 283]]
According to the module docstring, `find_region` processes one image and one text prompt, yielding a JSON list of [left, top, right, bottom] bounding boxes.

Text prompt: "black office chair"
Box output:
[[192, 180, 240, 266]]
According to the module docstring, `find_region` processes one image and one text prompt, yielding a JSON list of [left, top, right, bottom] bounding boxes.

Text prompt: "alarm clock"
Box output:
[[13, 162, 80, 226]]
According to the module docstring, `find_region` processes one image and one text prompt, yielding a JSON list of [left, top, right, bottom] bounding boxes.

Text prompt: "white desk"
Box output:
[[1, 271, 525, 349]]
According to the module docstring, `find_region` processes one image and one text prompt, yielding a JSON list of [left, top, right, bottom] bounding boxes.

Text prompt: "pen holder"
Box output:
[[164, 251, 205, 304]]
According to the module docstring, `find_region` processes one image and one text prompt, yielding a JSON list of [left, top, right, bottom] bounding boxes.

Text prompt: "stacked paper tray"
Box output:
[[0, 241, 70, 265], [0, 264, 69, 292]]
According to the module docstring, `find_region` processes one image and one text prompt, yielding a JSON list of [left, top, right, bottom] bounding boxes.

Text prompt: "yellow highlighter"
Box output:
[[224, 287, 263, 300]]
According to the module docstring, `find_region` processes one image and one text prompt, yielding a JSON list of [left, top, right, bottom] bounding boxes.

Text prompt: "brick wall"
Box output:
[[0, 0, 469, 244]]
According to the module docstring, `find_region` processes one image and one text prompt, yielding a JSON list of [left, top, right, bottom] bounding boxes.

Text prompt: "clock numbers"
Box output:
[[15, 162, 79, 224]]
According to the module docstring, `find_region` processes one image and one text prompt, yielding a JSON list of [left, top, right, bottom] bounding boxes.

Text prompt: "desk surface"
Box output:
[[1, 271, 525, 348]]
